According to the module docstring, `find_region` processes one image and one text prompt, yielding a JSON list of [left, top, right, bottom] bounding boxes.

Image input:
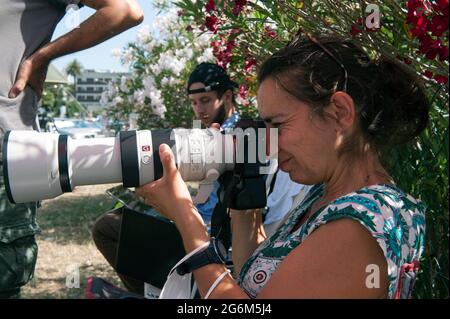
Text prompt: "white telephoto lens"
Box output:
[[3, 131, 62, 203]]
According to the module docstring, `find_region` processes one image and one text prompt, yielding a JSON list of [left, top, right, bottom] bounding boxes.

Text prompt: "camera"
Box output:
[[2, 118, 275, 209]]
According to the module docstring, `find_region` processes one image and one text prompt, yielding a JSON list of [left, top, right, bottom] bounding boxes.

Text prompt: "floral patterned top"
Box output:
[[238, 183, 426, 298]]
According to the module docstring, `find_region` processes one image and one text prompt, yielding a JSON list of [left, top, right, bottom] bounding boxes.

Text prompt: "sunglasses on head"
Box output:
[[287, 29, 349, 92]]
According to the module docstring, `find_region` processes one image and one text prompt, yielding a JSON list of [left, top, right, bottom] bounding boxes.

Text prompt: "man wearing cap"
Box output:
[[91, 63, 241, 296]]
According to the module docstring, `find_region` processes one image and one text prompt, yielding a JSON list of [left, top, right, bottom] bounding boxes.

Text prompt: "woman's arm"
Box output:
[[136, 145, 389, 299], [230, 209, 267, 276]]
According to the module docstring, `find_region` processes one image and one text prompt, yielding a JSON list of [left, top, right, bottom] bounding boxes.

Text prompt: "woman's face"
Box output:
[[189, 82, 224, 127], [257, 77, 338, 185]]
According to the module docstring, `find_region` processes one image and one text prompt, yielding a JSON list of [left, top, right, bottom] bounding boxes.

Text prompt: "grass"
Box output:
[[21, 184, 126, 299]]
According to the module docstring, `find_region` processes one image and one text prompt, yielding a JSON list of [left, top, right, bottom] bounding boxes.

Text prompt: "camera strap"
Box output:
[[159, 241, 209, 299]]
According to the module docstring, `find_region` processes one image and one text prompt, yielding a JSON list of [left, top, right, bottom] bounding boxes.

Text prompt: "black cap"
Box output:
[[187, 63, 238, 95]]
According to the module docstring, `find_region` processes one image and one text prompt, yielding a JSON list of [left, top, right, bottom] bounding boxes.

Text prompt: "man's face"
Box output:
[[188, 82, 225, 127]]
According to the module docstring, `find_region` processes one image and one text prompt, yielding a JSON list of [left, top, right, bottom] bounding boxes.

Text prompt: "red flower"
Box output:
[[429, 14, 449, 37], [211, 37, 235, 70], [432, 0, 449, 13], [407, 0, 428, 11], [210, 40, 220, 48], [185, 25, 193, 32], [238, 85, 250, 106], [205, 15, 219, 33], [232, 0, 247, 16], [434, 74, 449, 84], [351, 24, 363, 36], [226, 39, 236, 51], [409, 14, 430, 36], [424, 70, 434, 78], [439, 45, 449, 61], [232, 5, 243, 16], [239, 85, 248, 98], [205, 0, 216, 13], [244, 57, 257, 72], [264, 26, 277, 39], [404, 57, 413, 64], [418, 34, 442, 60]]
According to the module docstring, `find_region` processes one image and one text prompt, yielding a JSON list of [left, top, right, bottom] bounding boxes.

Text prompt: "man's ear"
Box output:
[[223, 89, 233, 105], [327, 92, 356, 132]]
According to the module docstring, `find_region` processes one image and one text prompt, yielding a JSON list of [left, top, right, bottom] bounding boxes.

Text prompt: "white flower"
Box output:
[[111, 48, 122, 58], [144, 39, 157, 53], [107, 81, 117, 96], [100, 91, 109, 106], [150, 63, 163, 76], [136, 25, 151, 44], [179, 47, 193, 60], [146, 87, 166, 118], [134, 89, 145, 105], [169, 77, 181, 86], [112, 96, 124, 106], [152, 8, 179, 36], [122, 47, 135, 65], [197, 47, 214, 63], [161, 77, 181, 86], [161, 77, 169, 86], [154, 0, 169, 7], [120, 76, 129, 93], [195, 32, 213, 48]]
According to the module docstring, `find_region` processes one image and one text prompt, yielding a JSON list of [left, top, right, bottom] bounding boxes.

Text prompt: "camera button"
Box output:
[[142, 155, 151, 164]]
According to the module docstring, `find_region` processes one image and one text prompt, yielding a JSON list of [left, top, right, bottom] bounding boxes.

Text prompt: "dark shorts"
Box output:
[[0, 235, 38, 298]]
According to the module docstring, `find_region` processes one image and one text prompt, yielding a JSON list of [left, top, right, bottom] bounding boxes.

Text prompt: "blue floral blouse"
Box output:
[[238, 183, 426, 298]]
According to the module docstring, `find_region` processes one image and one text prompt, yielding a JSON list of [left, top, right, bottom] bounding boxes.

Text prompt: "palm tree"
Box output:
[[65, 59, 83, 93]]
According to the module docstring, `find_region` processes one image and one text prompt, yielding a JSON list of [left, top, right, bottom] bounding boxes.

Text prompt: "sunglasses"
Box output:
[[287, 29, 349, 92]]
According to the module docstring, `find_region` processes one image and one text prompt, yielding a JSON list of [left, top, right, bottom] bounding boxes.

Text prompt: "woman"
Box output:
[[136, 35, 429, 299]]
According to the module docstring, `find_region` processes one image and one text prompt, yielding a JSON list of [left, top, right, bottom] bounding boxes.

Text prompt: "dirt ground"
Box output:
[[21, 184, 125, 299]]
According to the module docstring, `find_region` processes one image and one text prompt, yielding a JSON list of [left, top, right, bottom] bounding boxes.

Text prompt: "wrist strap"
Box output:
[[204, 269, 231, 299]]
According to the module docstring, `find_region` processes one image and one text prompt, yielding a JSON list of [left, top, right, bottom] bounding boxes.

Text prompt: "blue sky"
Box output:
[[51, 0, 157, 75]]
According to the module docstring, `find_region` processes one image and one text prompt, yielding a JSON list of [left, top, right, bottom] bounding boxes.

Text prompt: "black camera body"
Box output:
[[222, 118, 268, 210]]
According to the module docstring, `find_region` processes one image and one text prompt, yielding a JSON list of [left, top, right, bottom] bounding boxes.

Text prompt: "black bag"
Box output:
[[115, 207, 185, 289]]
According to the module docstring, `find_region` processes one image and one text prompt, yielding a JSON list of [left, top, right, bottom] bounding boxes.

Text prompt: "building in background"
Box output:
[[76, 69, 130, 113]]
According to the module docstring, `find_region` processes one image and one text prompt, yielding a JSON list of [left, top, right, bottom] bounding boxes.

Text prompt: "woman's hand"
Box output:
[[135, 144, 194, 222]]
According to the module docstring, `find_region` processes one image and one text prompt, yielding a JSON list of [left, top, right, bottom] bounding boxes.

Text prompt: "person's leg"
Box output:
[[0, 235, 38, 299], [92, 209, 144, 295]]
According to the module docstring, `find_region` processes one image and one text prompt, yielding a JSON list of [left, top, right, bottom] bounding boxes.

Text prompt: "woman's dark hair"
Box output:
[[258, 35, 430, 155]]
